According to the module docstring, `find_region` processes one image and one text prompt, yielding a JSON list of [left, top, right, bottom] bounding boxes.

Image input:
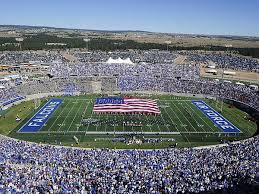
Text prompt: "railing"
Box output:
[[0, 96, 26, 107]]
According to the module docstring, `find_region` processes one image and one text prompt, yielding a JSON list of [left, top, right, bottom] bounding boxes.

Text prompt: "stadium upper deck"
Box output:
[[0, 50, 258, 110], [0, 50, 258, 72]]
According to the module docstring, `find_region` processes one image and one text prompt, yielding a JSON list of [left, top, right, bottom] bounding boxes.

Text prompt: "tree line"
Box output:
[[0, 34, 259, 58]]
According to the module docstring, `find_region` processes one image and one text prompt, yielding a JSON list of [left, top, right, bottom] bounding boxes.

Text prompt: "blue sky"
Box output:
[[0, 0, 258, 36]]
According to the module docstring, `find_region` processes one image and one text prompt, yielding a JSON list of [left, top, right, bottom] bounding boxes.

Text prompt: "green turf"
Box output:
[[1, 94, 257, 149]]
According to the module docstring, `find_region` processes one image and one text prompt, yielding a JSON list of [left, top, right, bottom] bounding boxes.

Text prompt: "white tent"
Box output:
[[106, 57, 134, 65], [106, 57, 117, 64], [124, 58, 134, 64], [236, 82, 245, 86]]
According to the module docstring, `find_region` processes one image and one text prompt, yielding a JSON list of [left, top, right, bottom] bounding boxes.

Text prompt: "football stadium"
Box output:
[[0, 50, 258, 193], [1, 61, 258, 149], [0, 0, 259, 193]]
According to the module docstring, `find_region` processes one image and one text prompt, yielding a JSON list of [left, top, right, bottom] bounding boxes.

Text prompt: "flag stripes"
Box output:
[[93, 97, 161, 115]]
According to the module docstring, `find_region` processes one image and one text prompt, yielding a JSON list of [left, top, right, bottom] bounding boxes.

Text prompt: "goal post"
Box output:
[[34, 98, 41, 110]]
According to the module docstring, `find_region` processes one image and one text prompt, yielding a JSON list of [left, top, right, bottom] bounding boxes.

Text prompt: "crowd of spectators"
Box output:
[[118, 78, 258, 109], [0, 135, 257, 193], [0, 88, 22, 104], [0, 50, 177, 65], [0, 51, 256, 109], [71, 50, 178, 64], [13, 77, 94, 96], [50, 63, 200, 80], [0, 51, 67, 64], [183, 52, 259, 72], [13, 79, 59, 95], [7, 73, 258, 110], [0, 50, 258, 193], [1, 50, 258, 73]]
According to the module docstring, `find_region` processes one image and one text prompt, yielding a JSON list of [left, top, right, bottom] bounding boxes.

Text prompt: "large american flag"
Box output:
[[93, 97, 161, 115]]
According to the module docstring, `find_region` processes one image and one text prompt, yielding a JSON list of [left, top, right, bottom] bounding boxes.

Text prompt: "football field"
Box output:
[[18, 95, 254, 135], [2, 94, 257, 148]]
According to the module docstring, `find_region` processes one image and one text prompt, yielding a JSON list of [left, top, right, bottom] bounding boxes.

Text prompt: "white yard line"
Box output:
[[85, 100, 95, 136], [168, 102, 189, 132], [178, 102, 200, 133], [36, 131, 235, 134], [131, 115, 134, 133], [172, 102, 197, 132], [143, 114, 153, 132], [163, 106, 180, 133], [47, 100, 70, 132], [184, 101, 215, 132], [57, 99, 78, 132], [158, 109, 171, 132], [149, 113, 161, 133], [122, 115, 125, 133], [113, 114, 117, 134], [77, 101, 90, 132], [104, 114, 108, 132], [160, 99, 193, 102], [137, 114, 143, 134], [66, 99, 91, 101], [96, 112, 101, 132], [66, 100, 85, 132]]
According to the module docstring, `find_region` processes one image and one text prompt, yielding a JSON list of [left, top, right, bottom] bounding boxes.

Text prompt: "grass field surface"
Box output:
[[1, 94, 257, 149]]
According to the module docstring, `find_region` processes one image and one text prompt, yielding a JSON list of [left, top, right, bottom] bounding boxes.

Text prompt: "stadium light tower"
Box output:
[[83, 38, 90, 51], [15, 37, 24, 51], [165, 41, 172, 51]]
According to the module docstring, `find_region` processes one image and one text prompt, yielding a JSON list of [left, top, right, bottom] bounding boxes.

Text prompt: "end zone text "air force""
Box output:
[[19, 99, 63, 132], [192, 100, 240, 133]]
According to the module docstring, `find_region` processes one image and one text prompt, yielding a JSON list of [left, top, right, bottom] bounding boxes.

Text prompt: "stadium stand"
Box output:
[[182, 51, 259, 72], [0, 88, 25, 108], [11, 78, 259, 111], [0, 50, 258, 193], [0, 135, 257, 193]]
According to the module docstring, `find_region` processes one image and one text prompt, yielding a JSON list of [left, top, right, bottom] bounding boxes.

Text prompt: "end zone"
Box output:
[[192, 100, 240, 133], [18, 99, 63, 132]]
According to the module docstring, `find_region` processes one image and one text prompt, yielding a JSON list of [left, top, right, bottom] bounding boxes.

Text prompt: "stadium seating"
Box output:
[[0, 135, 257, 193], [0, 50, 258, 193]]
